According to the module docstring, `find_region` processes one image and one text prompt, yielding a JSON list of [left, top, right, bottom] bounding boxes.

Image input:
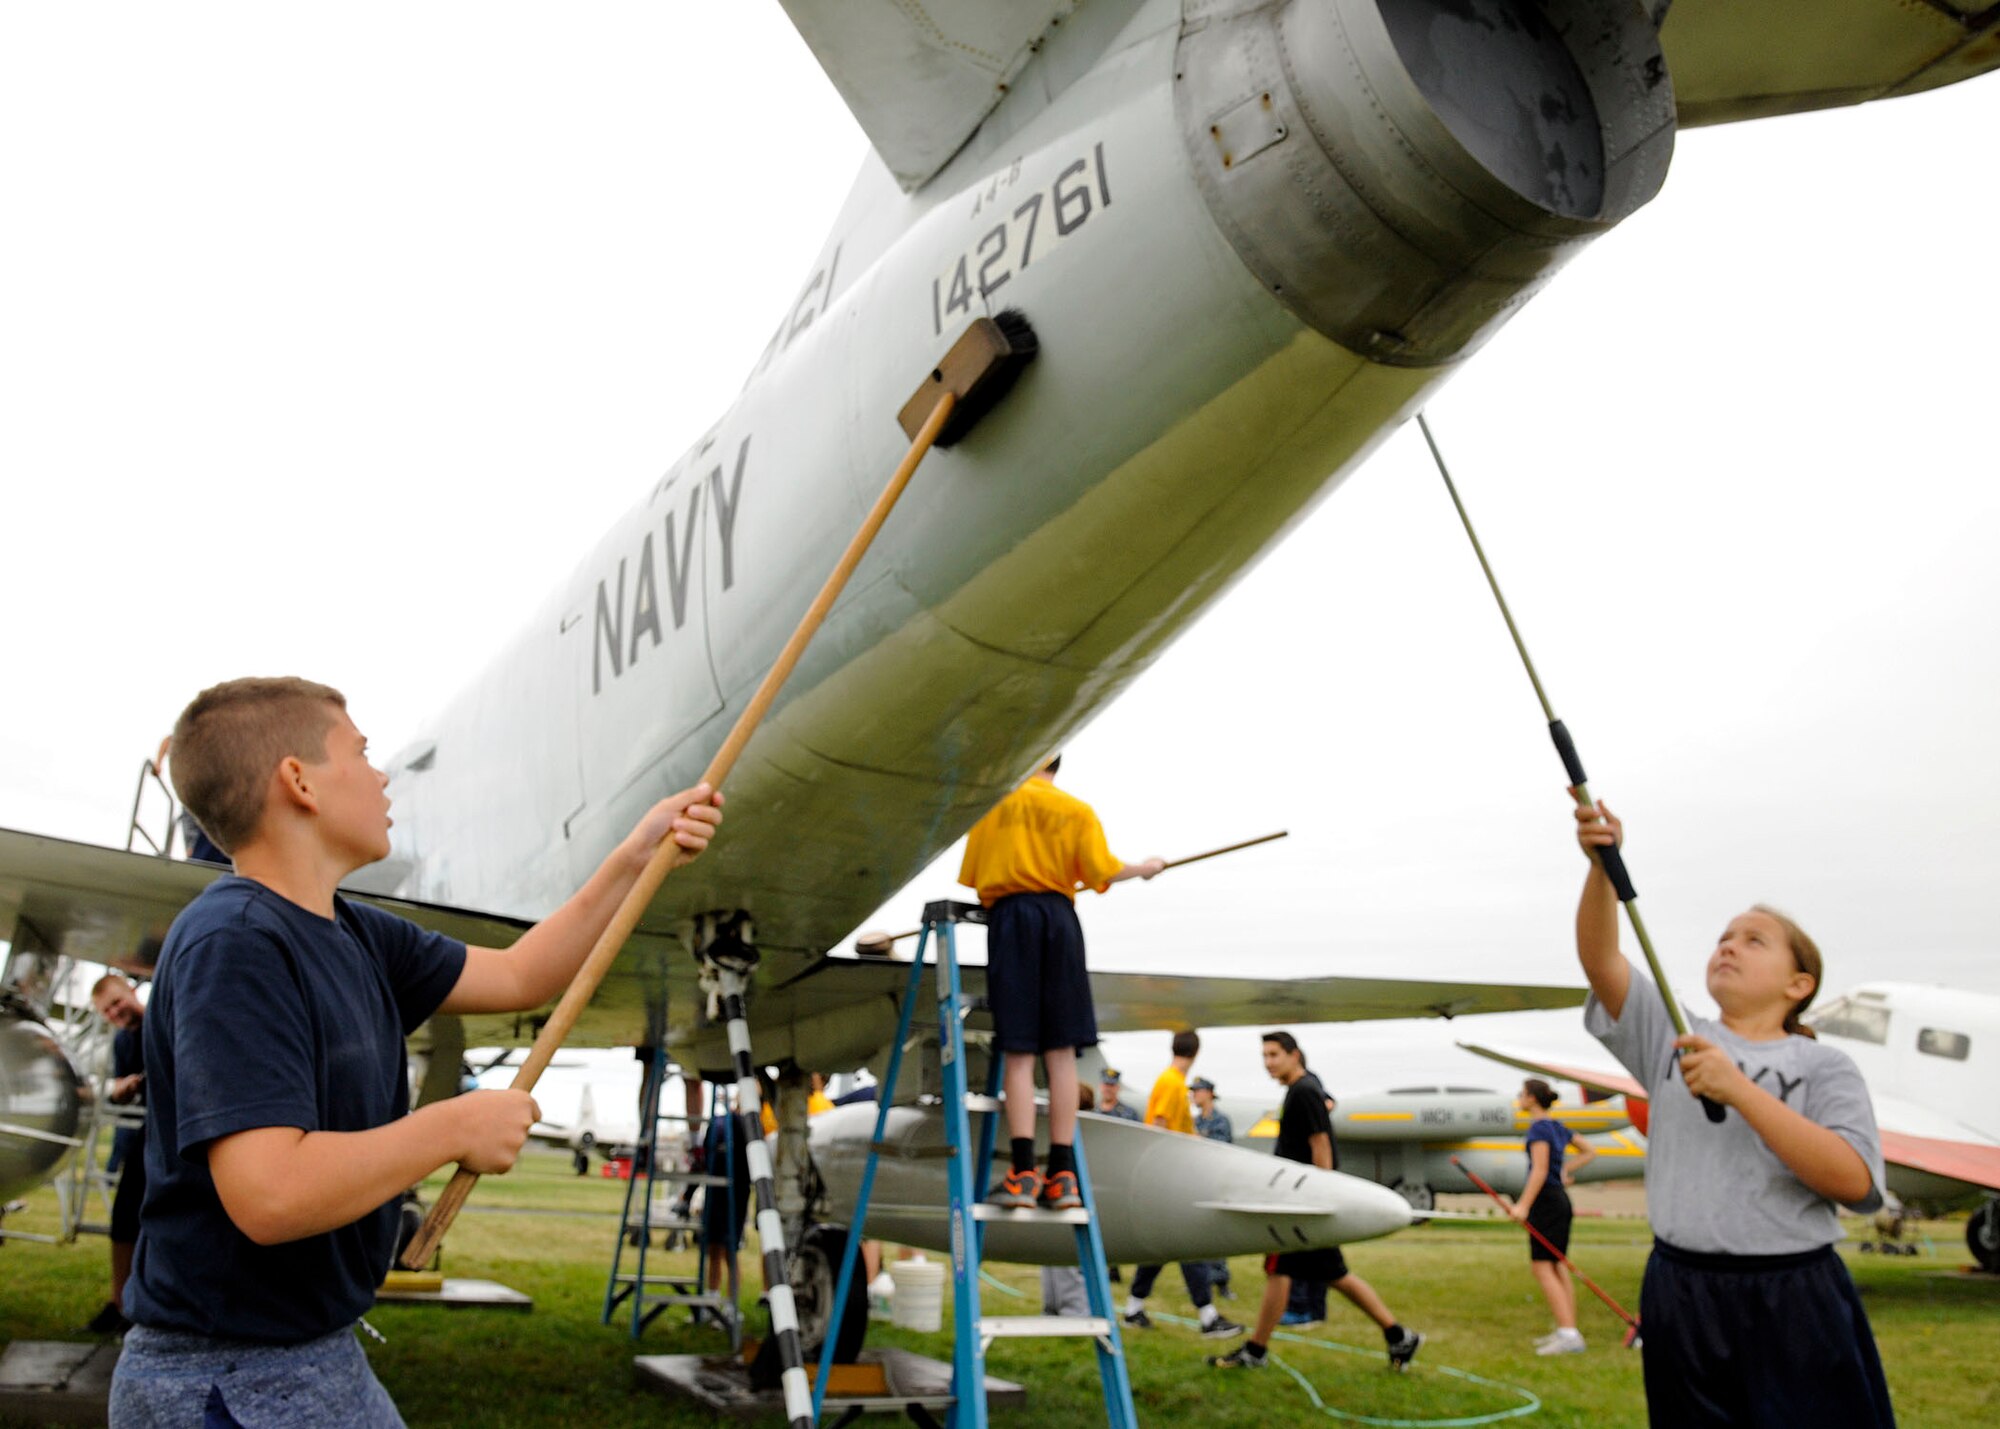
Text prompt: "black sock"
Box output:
[[1383, 1322, 1404, 1344], [1045, 1142, 1074, 1178], [1244, 1341, 1267, 1360], [1011, 1138, 1036, 1174]]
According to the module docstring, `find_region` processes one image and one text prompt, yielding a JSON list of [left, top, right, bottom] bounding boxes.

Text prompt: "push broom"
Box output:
[[402, 311, 1040, 1269]]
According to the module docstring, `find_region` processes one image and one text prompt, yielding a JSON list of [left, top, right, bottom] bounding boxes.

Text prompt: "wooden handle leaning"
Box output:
[[401, 391, 959, 1268], [1160, 830, 1288, 872], [693, 389, 957, 795]]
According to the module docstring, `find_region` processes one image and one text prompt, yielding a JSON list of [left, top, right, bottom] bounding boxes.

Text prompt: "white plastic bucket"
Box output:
[[889, 1258, 946, 1333]]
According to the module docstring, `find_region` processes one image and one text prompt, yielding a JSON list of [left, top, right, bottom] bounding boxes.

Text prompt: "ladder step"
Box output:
[[962, 1094, 1003, 1113], [638, 1293, 732, 1310], [979, 1316, 1115, 1341], [869, 1141, 958, 1159], [650, 1171, 730, 1186], [612, 1273, 702, 1287], [971, 1204, 1091, 1225]]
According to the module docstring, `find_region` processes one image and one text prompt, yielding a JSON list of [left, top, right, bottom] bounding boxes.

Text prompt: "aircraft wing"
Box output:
[[777, 0, 1138, 191], [781, 0, 2000, 191], [1661, 0, 2000, 128], [0, 826, 1569, 1055], [0, 825, 537, 970], [1870, 1092, 2000, 1194], [1461, 1040, 2000, 1195], [1876, 1128, 2000, 1193], [1455, 1040, 1646, 1102], [1085, 969, 1584, 1033], [773, 955, 1584, 1034], [0, 826, 223, 976]]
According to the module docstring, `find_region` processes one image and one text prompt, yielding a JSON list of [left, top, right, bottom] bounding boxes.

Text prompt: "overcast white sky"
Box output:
[[4, 7, 1995, 1108]]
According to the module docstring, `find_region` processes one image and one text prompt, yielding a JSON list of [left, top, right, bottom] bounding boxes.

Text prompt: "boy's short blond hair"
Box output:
[[168, 678, 347, 854]]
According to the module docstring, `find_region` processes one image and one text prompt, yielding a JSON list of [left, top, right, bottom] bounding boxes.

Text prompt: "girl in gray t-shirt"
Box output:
[[1573, 798, 1893, 1427]]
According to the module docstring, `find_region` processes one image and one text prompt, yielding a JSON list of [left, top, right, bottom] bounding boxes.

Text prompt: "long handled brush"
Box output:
[[1451, 1154, 1642, 1348], [850, 830, 1286, 954], [1417, 412, 1724, 1125], [402, 311, 1039, 1269], [1161, 828, 1288, 871]]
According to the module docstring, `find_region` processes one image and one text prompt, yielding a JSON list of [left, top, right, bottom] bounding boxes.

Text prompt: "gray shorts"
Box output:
[[110, 1324, 404, 1428]]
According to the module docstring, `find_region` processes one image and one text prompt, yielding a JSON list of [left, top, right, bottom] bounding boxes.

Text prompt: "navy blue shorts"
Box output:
[[986, 892, 1098, 1054], [110, 1138, 147, 1243], [699, 1123, 752, 1250], [1639, 1240, 1895, 1427], [1526, 1189, 1571, 1262], [1268, 1246, 1347, 1283]]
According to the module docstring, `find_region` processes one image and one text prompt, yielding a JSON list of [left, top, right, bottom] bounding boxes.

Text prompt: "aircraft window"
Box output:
[[1807, 997, 1889, 1045], [1917, 1028, 1970, 1061]]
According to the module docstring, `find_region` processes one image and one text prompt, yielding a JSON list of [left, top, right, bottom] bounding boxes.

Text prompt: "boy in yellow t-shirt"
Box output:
[[1124, 1031, 1242, 1338], [959, 755, 1163, 1210]]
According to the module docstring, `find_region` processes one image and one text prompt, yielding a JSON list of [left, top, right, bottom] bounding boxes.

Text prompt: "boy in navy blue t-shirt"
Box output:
[[110, 677, 721, 1427]]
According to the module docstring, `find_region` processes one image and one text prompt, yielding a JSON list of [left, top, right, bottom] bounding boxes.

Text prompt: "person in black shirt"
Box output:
[[1210, 1032, 1423, 1372], [110, 678, 723, 1427]]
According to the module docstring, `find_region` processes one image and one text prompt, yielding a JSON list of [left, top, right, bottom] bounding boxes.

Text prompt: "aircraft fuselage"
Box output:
[[359, 0, 1674, 1050]]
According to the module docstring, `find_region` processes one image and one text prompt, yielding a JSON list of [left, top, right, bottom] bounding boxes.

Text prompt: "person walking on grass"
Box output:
[[1504, 1077, 1597, 1355], [1122, 1031, 1243, 1339], [1190, 1076, 1233, 1301], [1209, 1032, 1422, 1373]]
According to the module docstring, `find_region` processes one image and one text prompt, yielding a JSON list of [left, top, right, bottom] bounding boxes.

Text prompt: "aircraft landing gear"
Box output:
[[1393, 1180, 1435, 1213], [788, 1224, 869, 1365], [1968, 1199, 2000, 1274], [698, 912, 812, 1425], [1858, 1200, 1920, 1256]]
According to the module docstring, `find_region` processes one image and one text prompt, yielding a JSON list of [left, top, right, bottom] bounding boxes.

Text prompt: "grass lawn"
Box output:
[[3, 1149, 1995, 1426]]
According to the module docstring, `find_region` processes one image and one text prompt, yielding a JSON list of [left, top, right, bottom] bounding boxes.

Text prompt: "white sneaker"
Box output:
[[1532, 1330, 1562, 1348], [1536, 1329, 1586, 1356]]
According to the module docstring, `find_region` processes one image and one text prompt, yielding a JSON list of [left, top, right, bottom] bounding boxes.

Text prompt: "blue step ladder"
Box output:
[[603, 1049, 742, 1350], [812, 900, 1137, 1429]]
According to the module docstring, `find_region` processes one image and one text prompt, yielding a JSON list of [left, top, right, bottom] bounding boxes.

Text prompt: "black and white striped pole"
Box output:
[[699, 916, 812, 1429]]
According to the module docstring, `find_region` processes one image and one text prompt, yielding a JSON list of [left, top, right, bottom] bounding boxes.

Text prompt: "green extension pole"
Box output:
[[1417, 411, 1724, 1124]]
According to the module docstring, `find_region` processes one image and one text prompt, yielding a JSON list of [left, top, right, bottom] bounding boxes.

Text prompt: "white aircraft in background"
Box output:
[[1231, 1086, 1646, 1209], [5, 0, 1998, 1364], [1464, 981, 2000, 1271]]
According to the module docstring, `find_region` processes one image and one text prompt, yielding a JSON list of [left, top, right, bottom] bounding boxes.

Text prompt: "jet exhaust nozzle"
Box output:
[[1177, 0, 1676, 365]]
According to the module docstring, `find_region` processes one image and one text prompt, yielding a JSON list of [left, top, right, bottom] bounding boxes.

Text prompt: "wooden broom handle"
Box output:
[[1160, 830, 1288, 871], [403, 391, 958, 1267]]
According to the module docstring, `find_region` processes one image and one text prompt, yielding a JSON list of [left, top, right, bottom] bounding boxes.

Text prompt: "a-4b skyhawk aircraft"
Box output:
[[4, 0, 1997, 1377]]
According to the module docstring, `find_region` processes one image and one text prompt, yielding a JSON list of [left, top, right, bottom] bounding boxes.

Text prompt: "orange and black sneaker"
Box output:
[[1039, 1169, 1082, 1210], [987, 1167, 1043, 1209]]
